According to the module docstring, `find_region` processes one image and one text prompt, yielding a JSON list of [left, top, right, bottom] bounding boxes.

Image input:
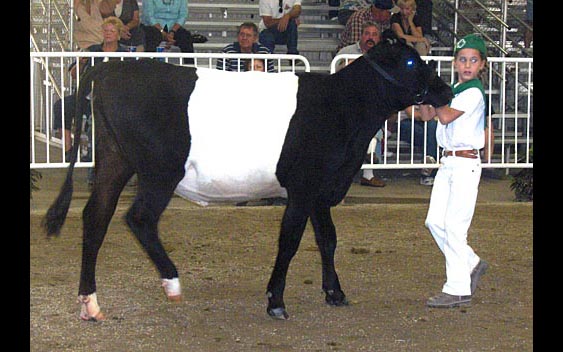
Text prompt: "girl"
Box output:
[[419, 33, 489, 308]]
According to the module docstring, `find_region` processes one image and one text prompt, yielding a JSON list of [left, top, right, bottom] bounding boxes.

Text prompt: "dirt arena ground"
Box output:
[[30, 168, 532, 351]]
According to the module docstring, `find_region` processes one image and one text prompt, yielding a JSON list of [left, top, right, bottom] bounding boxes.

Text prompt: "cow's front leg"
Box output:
[[266, 202, 309, 320], [310, 203, 348, 306]]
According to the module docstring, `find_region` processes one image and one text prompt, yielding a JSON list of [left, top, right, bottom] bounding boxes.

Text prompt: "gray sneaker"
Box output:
[[426, 292, 471, 308], [470, 260, 489, 295]]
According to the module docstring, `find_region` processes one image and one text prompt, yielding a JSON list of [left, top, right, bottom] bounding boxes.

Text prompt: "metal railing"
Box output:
[[30, 51, 532, 172]]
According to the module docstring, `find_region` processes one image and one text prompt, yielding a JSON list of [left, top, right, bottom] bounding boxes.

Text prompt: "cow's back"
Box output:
[[92, 60, 198, 176]]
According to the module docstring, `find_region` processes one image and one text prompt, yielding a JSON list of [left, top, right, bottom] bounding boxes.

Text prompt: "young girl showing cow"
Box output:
[[419, 34, 490, 308]]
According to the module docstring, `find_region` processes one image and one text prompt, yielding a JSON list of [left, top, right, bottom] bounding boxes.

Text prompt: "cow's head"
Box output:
[[363, 30, 453, 109]]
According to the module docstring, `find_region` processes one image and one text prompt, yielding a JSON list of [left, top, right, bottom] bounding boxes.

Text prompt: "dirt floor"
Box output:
[[30, 168, 532, 351]]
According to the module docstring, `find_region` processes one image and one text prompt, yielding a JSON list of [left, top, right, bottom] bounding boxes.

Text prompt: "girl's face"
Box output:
[[454, 48, 486, 83], [400, 5, 415, 17]]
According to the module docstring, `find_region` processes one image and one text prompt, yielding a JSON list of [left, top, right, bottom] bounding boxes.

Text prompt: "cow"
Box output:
[[43, 32, 453, 321]]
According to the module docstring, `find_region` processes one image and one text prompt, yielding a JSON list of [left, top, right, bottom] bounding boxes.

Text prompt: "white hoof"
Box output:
[[162, 278, 182, 302], [78, 293, 105, 321]]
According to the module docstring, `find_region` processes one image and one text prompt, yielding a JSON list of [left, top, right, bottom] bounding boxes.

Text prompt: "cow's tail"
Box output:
[[42, 64, 102, 237]]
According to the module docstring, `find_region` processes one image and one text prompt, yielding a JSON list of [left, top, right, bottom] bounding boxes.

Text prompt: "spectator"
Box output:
[[336, 0, 394, 51], [336, 22, 386, 187], [337, 0, 372, 26], [54, 16, 129, 161], [73, 0, 107, 50], [390, 0, 431, 56], [112, 0, 146, 51], [258, 0, 302, 55], [420, 34, 489, 308], [140, 0, 194, 54], [335, 21, 380, 68], [246, 58, 267, 72], [216, 22, 275, 72], [524, 0, 533, 49], [415, 0, 435, 43], [396, 105, 438, 185]]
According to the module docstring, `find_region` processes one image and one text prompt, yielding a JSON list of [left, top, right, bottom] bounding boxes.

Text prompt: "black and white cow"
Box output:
[[43, 33, 453, 321]]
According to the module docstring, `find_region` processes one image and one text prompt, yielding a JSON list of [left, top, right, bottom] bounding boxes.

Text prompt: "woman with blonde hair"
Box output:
[[390, 0, 431, 56]]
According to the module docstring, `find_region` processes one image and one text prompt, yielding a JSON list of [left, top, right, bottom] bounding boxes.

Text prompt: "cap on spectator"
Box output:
[[372, 0, 394, 10], [454, 34, 487, 59]]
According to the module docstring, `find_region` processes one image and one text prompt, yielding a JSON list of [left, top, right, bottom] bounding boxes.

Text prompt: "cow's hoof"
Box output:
[[162, 278, 182, 302], [78, 293, 105, 322], [167, 294, 182, 302], [325, 290, 349, 306], [267, 307, 289, 320]]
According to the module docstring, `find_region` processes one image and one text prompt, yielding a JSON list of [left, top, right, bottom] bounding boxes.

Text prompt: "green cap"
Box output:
[[454, 34, 487, 59]]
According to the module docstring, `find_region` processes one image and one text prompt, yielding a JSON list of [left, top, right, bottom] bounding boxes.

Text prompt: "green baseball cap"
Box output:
[[454, 34, 487, 59]]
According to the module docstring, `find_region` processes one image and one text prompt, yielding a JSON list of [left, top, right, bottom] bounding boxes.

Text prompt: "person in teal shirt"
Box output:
[[140, 0, 193, 54]]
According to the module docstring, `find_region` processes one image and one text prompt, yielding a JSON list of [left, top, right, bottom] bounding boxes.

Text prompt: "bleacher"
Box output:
[[183, 0, 343, 73], [30, 0, 532, 70]]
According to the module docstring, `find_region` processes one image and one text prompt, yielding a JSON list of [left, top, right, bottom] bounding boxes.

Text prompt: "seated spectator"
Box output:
[[396, 105, 438, 185], [336, 22, 386, 187], [216, 22, 275, 72], [390, 0, 431, 56], [414, 0, 436, 43], [140, 0, 194, 54], [246, 58, 267, 72], [53, 16, 129, 161], [113, 0, 146, 51], [337, 0, 394, 52], [337, 0, 372, 26], [336, 21, 380, 69], [73, 0, 107, 50], [258, 0, 302, 55]]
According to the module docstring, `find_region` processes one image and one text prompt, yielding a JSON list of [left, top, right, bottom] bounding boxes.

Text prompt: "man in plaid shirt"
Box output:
[[336, 0, 395, 51]]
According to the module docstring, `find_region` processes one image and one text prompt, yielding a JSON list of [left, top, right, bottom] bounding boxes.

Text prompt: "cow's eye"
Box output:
[[406, 58, 415, 69]]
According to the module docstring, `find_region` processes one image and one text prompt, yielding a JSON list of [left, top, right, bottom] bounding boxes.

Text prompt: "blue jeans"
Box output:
[[259, 18, 299, 55], [399, 119, 438, 160]]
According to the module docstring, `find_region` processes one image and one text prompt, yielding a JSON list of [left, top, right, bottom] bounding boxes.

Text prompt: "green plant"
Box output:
[[30, 169, 42, 199], [510, 147, 533, 202]]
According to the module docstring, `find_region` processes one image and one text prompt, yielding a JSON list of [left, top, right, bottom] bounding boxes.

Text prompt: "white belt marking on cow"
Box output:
[[175, 68, 299, 205]]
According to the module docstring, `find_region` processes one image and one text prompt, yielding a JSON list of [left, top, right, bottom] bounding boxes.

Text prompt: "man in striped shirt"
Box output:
[[336, 0, 394, 52], [216, 22, 275, 72]]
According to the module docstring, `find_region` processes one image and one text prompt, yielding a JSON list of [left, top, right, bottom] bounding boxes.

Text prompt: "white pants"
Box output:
[[425, 155, 482, 296]]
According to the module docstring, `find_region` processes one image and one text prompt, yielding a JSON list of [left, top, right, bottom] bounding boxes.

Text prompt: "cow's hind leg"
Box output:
[[266, 201, 309, 320], [79, 156, 134, 321], [125, 173, 184, 301], [310, 204, 348, 306]]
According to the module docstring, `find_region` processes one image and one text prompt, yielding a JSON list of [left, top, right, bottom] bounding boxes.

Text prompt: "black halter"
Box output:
[[362, 53, 429, 104]]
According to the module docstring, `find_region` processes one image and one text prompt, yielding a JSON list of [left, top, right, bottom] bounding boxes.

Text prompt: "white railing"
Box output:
[[331, 54, 533, 170], [30, 51, 532, 171]]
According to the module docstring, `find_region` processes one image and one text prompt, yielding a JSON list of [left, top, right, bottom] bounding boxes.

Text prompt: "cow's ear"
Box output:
[[428, 60, 437, 71]]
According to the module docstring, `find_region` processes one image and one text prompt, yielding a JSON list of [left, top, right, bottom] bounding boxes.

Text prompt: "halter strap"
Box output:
[[361, 53, 428, 104]]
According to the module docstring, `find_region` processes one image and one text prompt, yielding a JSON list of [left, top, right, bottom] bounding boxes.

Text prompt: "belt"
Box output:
[[442, 149, 479, 159]]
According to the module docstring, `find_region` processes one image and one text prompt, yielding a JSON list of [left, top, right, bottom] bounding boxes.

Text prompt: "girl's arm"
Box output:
[[419, 104, 464, 125]]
